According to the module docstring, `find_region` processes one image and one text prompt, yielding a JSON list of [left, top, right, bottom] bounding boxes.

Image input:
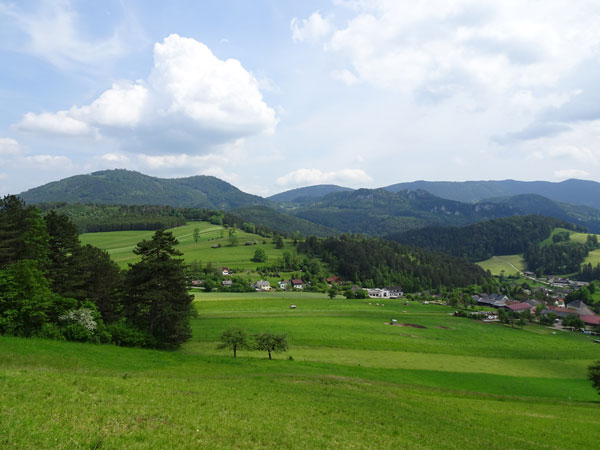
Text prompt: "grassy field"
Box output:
[[2, 292, 599, 448], [80, 221, 296, 270], [477, 254, 526, 276]]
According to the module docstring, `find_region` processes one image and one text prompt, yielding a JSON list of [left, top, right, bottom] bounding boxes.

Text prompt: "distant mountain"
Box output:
[[290, 188, 519, 235], [485, 194, 600, 233], [231, 205, 339, 237], [268, 184, 353, 204], [18, 169, 268, 210], [384, 179, 600, 209]]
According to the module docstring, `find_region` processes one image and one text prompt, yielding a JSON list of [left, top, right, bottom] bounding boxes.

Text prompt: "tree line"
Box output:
[[0, 196, 193, 349]]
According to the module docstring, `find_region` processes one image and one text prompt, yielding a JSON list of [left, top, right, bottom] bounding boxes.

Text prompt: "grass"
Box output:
[[80, 221, 296, 270], [477, 254, 525, 276], [2, 292, 600, 448]]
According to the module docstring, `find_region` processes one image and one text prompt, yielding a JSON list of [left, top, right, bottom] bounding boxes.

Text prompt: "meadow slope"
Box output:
[[1, 293, 599, 449]]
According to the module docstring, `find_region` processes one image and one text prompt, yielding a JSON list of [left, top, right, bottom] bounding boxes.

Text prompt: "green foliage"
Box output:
[[562, 315, 585, 329], [219, 327, 251, 358], [588, 361, 600, 395], [390, 216, 573, 261], [251, 248, 267, 263], [124, 230, 194, 349], [0, 195, 50, 269], [274, 235, 284, 249], [107, 319, 149, 347], [298, 235, 490, 291], [255, 330, 288, 360], [553, 231, 571, 243]]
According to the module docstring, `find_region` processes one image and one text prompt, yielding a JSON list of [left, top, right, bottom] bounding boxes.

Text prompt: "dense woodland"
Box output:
[[297, 235, 494, 292], [388, 216, 575, 261], [0, 196, 193, 349], [525, 234, 600, 276]]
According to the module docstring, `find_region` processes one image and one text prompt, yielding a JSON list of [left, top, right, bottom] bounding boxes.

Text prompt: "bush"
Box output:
[[36, 323, 65, 341], [62, 322, 93, 342], [107, 320, 148, 347]]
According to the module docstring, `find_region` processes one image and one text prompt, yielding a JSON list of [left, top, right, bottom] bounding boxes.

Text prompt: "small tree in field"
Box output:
[[588, 361, 600, 395], [328, 286, 337, 299], [255, 331, 288, 360], [219, 327, 251, 358], [252, 248, 267, 263], [193, 228, 200, 244]]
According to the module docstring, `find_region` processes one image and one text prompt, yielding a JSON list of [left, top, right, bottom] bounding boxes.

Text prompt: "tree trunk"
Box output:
[[234, 345, 237, 358], [268, 350, 272, 360]]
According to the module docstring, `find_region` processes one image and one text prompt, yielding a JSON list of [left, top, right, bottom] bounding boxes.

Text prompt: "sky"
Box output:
[[2, 0, 600, 197]]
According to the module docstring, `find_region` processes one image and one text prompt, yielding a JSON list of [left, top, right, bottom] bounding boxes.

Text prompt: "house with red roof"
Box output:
[[503, 302, 533, 313], [291, 279, 304, 289]]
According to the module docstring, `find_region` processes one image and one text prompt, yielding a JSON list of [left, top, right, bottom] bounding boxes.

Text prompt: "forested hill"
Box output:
[[18, 169, 268, 210], [291, 188, 519, 235], [298, 235, 493, 292], [387, 215, 576, 262], [383, 179, 600, 209], [231, 205, 338, 237], [268, 184, 353, 204], [484, 194, 600, 233]]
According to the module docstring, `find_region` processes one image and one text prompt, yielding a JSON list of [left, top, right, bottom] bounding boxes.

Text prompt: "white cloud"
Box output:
[[0, 138, 21, 155], [16, 34, 277, 153], [331, 69, 359, 86], [291, 12, 334, 43], [553, 169, 591, 179], [101, 153, 129, 163], [18, 111, 93, 136], [296, 1, 600, 99], [23, 154, 73, 169], [276, 168, 372, 187], [0, 0, 126, 71]]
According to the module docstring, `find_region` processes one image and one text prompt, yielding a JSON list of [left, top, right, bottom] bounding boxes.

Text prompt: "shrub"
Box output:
[[107, 320, 148, 347]]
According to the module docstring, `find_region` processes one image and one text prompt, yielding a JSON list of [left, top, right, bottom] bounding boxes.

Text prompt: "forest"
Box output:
[[387, 215, 576, 261], [0, 196, 194, 349], [297, 235, 494, 292]]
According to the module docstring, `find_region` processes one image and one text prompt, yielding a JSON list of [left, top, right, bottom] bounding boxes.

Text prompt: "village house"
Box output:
[[255, 280, 271, 291], [221, 279, 233, 287], [367, 288, 390, 299], [502, 302, 533, 313], [222, 267, 232, 276], [278, 280, 289, 290], [385, 286, 403, 298], [326, 276, 343, 285], [291, 279, 304, 289]]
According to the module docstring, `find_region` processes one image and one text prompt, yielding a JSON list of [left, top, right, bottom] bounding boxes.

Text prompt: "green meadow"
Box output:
[[477, 254, 526, 276], [2, 292, 599, 448], [80, 221, 296, 270]]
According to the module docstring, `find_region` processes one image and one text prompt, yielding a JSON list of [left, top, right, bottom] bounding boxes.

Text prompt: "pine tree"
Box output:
[[124, 230, 194, 349]]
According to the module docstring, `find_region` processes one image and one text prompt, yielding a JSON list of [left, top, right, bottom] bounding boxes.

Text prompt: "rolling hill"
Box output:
[[18, 169, 269, 210], [268, 184, 353, 204]]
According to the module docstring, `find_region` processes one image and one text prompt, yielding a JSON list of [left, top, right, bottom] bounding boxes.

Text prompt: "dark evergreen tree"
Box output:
[[0, 195, 49, 269], [124, 230, 194, 349]]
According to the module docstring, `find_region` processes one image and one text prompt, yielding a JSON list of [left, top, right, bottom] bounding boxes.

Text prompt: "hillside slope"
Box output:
[[19, 169, 268, 210], [268, 184, 353, 204]]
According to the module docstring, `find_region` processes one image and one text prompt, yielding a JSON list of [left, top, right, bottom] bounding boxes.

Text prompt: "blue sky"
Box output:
[[2, 0, 600, 197]]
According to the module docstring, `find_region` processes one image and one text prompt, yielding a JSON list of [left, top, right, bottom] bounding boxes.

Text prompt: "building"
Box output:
[[222, 267, 232, 276], [291, 279, 303, 289], [255, 280, 271, 291], [278, 280, 289, 290]]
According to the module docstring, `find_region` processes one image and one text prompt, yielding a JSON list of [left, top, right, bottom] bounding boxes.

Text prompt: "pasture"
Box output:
[[80, 221, 295, 269], [477, 254, 526, 276], [1, 292, 599, 448]]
